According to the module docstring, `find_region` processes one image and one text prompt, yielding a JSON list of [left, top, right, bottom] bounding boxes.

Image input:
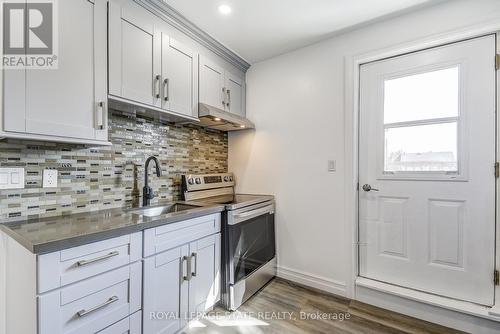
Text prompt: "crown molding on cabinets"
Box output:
[[134, 0, 251, 72]]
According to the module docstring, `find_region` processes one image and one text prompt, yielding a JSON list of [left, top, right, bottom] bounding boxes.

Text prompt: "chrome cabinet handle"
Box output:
[[183, 255, 192, 281], [226, 89, 231, 109], [222, 87, 226, 106], [76, 296, 119, 318], [154, 75, 161, 98], [76, 251, 119, 267], [191, 252, 197, 277], [96, 101, 106, 130], [362, 184, 379, 192], [164, 78, 169, 101]]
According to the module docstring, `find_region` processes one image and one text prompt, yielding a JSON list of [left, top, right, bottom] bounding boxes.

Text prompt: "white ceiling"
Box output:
[[163, 0, 442, 63]]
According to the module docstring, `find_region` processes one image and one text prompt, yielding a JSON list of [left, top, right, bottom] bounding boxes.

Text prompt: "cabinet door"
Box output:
[[22, 0, 107, 140], [162, 36, 198, 117], [199, 56, 225, 111], [225, 71, 245, 117], [143, 245, 189, 334], [189, 233, 221, 315], [109, 0, 161, 107]]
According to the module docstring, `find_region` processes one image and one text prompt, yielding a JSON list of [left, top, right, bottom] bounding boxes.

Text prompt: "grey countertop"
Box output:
[[0, 202, 225, 254]]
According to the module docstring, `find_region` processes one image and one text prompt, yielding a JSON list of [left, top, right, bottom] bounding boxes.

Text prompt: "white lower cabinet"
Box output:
[[1, 213, 221, 334], [143, 244, 189, 334], [143, 214, 222, 334], [97, 311, 142, 334], [188, 234, 221, 315], [38, 262, 142, 334]]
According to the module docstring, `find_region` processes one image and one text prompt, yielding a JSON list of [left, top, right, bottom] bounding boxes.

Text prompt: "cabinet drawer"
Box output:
[[98, 311, 141, 334], [143, 213, 220, 257], [38, 232, 142, 293], [38, 262, 142, 334]]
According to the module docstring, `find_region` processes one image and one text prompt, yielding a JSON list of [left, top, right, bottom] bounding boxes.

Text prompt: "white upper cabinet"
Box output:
[[109, 0, 199, 120], [109, 0, 161, 108], [2, 0, 108, 144], [161, 36, 199, 118], [225, 71, 245, 117], [199, 55, 246, 117], [199, 56, 226, 111]]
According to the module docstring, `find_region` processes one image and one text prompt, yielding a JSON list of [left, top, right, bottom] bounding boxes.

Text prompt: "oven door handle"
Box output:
[[230, 204, 274, 225]]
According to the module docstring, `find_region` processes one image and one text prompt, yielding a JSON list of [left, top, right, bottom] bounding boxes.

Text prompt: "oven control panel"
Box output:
[[182, 173, 235, 192]]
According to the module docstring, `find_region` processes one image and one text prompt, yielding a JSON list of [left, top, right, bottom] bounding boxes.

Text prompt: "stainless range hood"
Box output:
[[198, 103, 255, 131]]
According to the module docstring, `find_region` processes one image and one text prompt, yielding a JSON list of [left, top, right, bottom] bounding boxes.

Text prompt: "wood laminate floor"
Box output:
[[182, 278, 465, 334]]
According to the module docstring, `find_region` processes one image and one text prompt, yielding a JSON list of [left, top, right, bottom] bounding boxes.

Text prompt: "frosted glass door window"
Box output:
[[383, 66, 460, 173]]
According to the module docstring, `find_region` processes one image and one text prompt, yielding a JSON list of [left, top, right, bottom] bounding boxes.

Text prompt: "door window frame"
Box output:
[[375, 62, 469, 181]]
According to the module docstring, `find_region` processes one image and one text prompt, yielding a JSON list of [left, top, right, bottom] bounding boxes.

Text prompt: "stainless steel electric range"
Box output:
[[181, 173, 276, 311]]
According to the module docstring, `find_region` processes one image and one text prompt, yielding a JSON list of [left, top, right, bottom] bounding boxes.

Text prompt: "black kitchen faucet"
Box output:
[[143, 156, 161, 206]]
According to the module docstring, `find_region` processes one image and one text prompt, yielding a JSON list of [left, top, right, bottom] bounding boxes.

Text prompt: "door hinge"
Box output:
[[494, 270, 499, 285], [496, 162, 500, 178], [496, 54, 500, 70]]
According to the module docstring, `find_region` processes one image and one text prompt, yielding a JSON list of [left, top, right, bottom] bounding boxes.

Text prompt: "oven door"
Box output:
[[226, 201, 276, 285]]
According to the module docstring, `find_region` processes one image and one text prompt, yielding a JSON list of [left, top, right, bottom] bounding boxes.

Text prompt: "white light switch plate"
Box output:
[[0, 168, 24, 189], [328, 160, 336, 172], [42, 169, 58, 188]]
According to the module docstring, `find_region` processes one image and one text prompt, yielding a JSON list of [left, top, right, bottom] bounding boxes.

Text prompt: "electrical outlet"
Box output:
[[43, 169, 58, 188]]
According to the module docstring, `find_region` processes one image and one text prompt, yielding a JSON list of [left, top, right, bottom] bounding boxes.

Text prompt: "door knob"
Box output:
[[362, 184, 379, 192]]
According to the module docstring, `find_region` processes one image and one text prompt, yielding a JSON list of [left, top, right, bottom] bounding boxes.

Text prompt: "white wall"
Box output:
[[229, 0, 500, 297]]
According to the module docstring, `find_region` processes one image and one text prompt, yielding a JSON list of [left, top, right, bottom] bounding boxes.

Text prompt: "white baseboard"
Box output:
[[277, 265, 347, 297]]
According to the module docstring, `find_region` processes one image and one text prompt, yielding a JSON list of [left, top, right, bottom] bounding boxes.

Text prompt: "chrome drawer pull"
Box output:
[[222, 87, 226, 106], [76, 296, 119, 318], [96, 101, 106, 130], [154, 74, 161, 98], [191, 252, 197, 277], [183, 255, 192, 281], [164, 78, 170, 101], [76, 251, 119, 267]]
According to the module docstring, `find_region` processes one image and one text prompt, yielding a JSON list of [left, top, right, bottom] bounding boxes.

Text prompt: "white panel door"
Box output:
[[143, 245, 188, 334], [162, 36, 198, 117], [199, 56, 225, 110], [188, 234, 221, 315], [24, 0, 107, 140], [359, 35, 496, 305], [108, 0, 161, 108], [225, 71, 245, 116]]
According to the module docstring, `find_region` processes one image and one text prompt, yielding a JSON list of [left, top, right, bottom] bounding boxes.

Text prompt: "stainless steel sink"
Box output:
[[129, 203, 201, 217]]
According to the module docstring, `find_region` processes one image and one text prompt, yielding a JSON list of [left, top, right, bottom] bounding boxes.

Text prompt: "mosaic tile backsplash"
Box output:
[[0, 111, 228, 220]]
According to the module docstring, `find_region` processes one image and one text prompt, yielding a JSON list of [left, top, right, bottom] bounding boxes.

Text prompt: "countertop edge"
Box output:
[[0, 204, 225, 255]]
